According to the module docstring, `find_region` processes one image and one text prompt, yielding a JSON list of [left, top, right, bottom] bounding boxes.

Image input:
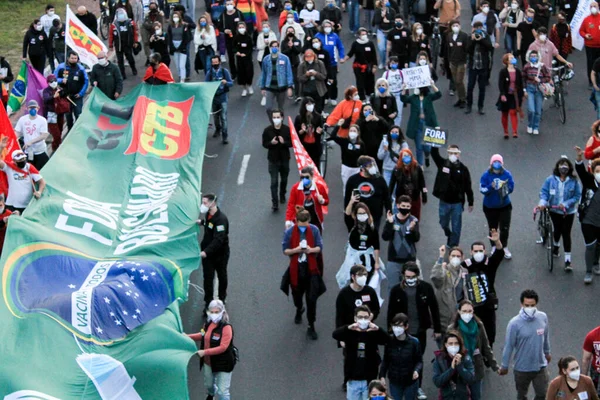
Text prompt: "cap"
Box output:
[[11, 150, 26, 161], [490, 154, 503, 165], [27, 100, 39, 108], [46, 74, 56, 83]]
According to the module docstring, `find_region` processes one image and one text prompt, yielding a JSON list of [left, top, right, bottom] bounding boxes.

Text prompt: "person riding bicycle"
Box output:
[[535, 157, 581, 272]]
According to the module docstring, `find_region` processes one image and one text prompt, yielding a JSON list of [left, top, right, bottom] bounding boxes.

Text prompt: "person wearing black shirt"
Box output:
[[262, 109, 292, 211], [386, 16, 411, 67], [49, 19, 66, 70], [328, 125, 366, 195], [332, 305, 390, 397], [466, 21, 493, 115], [217, 0, 245, 79], [149, 22, 171, 66], [0, 57, 14, 109], [232, 22, 254, 94], [460, 231, 504, 347], [442, 20, 470, 108], [76, 6, 98, 35], [294, 97, 324, 166], [341, 28, 378, 100], [344, 155, 390, 232], [23, 20, 52, 75], [198, 194, 230, 312], [281, 27, 303, 99], [516, 9, 539, 66], [336, 265, 380, 327], [431, 145, 474, 247], [356, 104, 389, 170]]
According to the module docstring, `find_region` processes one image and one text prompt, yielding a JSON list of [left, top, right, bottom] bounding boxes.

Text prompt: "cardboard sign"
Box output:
[[422, 127, 447, 148], [402, 66, 431, 89]]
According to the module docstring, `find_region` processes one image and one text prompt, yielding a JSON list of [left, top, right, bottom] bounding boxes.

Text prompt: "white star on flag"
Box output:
[[103, 297, 111, 304], [117, 284, 123, 288], [142, 275, 149, 281], [115, 319, 122, 326], [96, 326, 103, 334], [126, 291, 131, 296], [134, 292, 139, 298], [151, 272, 156, 276], [124, 283, 129, 287], [130, 276, 135, 281], [140, 269, 145, 273], [110, 311, 115, 317], [132, 315, 138, 319], [68, 284, 76, 289], [131, 268, 136, 272], [123, 310, 128, 315], [136, 309, 141, 314]]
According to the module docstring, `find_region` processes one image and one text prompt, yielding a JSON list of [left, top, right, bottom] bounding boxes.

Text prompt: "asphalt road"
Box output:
[[114, 2, 600, 398]]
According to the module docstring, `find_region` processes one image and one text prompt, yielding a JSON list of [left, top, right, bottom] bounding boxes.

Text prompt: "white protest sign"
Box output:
[[402, 66, 431, 89], [570, 0, 592, 51]]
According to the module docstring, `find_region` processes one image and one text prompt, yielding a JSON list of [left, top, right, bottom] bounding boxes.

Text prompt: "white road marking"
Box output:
[[237, 154, 251, 185]]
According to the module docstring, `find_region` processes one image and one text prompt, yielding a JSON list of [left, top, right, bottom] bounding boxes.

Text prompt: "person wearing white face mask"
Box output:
[[499, 290, 551, 400], [333, 305, 389, 399], [335, 265, 381, 330], [380, 313, 423, 400], [89, 51, 124, 101], [527, 26, 572, 69], [326, 85, 363, 139], [499, 0, 524, 55], [328, 123, 365, 196], [433, 331, 476, 399], [547, 356, 600, 400], [22, 19, 52, 75], [461, 231, 504, 347], [109, 9, 141, 79], [262, 109, 292, 211], [40, 4, 60, 37], [431, 245, 468, 334], [187, 299, 236, 400], [448, 300, 499, 400], [574, 146, 600, 284], [42, 74, 65, 152], [408, 23, 430, 67], [341, 28, 379, 100], [580, 1, 600, 87]]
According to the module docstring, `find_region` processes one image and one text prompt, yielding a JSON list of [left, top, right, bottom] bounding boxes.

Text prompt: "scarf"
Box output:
[[5, 161, 39, 176], [356, 37, 369, 44], [458, 318, 479, 357], [289, 225, 322, 288]]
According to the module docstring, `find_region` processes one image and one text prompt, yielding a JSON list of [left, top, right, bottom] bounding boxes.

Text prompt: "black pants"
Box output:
[[415, 330, 428, 387], [303, 141, 321, 167], [291, 263, 317, 324], [29, 54, 46, 75], [268, 159, 290, 206], [202, 255, 229, 306], [236, 55, 254, 85], [467, 68, 488, 109], [475, 302, 497, 346], [327, 67, 339, 100], [6, 205, 26, 214], [225, 37, 237, 78], [483, 204, 512, 247], [586, 46, 600, 84], [353, 67, 375, 100], [32, 152, 49, 170], [116, 46, 137, 77], [550, 212, 574, 252], [581, 223, 600, 273]]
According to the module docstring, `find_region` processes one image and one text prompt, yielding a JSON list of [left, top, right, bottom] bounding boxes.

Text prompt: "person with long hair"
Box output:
[[499, 0, 523, 55], [295, 97, 324, 166], [408, 23, 430, 67], [357, 103, 390, 171], [497, 52, 523, 139], [547, 356, 600, 400], [328, 124, 366, 194], [377, 125, 408, 185], [381, 56, 405, 126], [536, 157, 581, 272], [341, 28, 379, 100], [584, 120, 600, 160], [326, 85, 363, 138], [432, 330, 476, 399], [447, 300, 499, 400], [370, 78, 399, 126], [168, 11, 192, 82], [522, 49, 551, 135], [187, 299, 236, 400], [373, 0, 396, 69], [281, 25, 303, 99], [368, 379, 394, 399], [194, 15, 217, 76], [389, 148, 427, 220], [233, 21, 254, 96], [297, 50, 328, 112]]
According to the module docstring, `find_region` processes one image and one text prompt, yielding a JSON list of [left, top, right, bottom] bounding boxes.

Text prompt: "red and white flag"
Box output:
[[288, 117, 329, 214], [66, 6, 108, 69]]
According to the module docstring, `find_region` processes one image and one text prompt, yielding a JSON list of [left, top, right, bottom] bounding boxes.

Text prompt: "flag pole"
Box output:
[[64, 6, 69, 65]]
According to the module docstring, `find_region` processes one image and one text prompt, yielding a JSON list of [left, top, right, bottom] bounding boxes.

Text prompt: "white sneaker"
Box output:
[[533, 129, 539, 135], [504, 248, 512, 259], [180, 78, 185, 83], [378, 63, 385, 69], [241, 89, 247, 97], [261, 96, 266, 106], [220, 55, 227, 63], [324, 99, 330, 105], [248, 86, 254, 95], [526, 127, 533, 134], [330, 99, 338, 106], [594, 265, 600, 275], [417, 388, 427, 399]]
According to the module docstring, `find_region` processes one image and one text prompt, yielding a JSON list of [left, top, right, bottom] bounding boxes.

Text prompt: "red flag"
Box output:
[[288, 116, 329, 214], [0, 106, 22, 195]]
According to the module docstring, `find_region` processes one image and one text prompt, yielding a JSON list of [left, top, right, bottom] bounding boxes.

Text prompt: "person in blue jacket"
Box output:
[[536, 157, 581, 272], [206, 55, 234, 144], [480, 154, 515, 260], [259, 40, 294, 122], [54, 51, 89, 132], [315, 20, 345, 105]]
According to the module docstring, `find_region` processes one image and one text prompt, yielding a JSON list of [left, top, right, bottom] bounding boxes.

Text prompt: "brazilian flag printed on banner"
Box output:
[[0, 82, 218, 399], [6, 61, 27, 114]]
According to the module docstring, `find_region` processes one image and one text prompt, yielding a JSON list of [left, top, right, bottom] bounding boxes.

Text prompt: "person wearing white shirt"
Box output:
[[0, 143, 45, 214], [299, 1, 320, 41], [281, 12, 306, 42], [14, 100, 49, 171], [40, 4, 60, 37], [194, 16, 218, 75]]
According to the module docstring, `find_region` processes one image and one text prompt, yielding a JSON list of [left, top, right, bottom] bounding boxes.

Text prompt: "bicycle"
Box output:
[[99, 0, 114, 41], [550, 61, 574, 124], [534, 206, 554, 272], [423, 16, 441, 71]]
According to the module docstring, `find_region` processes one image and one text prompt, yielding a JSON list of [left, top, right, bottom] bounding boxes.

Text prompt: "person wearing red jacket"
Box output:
[[579, 1, 600, 85], [143, 53, 175, 84], [549, 12, 573, 59], [285, 165, 329, 232], [584, 120, 600, 161], [109, 8, 140, 79]]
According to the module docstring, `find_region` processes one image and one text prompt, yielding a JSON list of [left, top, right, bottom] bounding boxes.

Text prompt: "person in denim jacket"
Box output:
[[260, 41, 295, 121], [536, 157, 581, 272]]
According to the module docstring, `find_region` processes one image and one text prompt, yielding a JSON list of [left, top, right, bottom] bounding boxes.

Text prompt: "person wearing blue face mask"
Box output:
[[282, 208, 324, 340], [194, 16, 217, 75], [516, 8, 538, 65], [389, 148, 427, 220], [13, 100, 49, 171], [480, 154, 515, 259], [382, 56, 405, 126], [285, 165, 329, 232], [378, 126, 409, 185], [370, 78, 399, 126], [368, 379, 394, 399], [497, 53, 523, 139], [522, 49, 551, 135], [259, 41, 294, 120]]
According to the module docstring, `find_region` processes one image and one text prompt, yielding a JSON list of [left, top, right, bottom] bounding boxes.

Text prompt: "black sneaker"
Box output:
[[132, 69, 138, 76], [272, 202, 279, 212], [425, 157, 430, 168], [280, 193, 286, 203], [565, 261, 573, 272], [342, 382, 347, 392], [212, 130, 221, 138], [553, 246, 560, 258], [294, 307, 305, 324], [453, 100, 463, 107], [222, 139, 229, 145], [465, 106, 472, 114], [478, 108, 485, 115], [206, 395, 214, 400], [307, 326, 318, 340]]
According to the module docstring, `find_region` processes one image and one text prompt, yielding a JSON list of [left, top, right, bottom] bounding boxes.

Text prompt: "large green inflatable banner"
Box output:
[[0, 82, 218, 399]]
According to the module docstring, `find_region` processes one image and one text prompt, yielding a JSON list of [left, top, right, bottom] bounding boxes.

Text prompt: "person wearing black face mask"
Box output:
[[143, 52, 175, 84], [205, 55, 233, 144], [386, 16, 410, 68], [549, 12, 573, 59], [536, 157, 580, 272]]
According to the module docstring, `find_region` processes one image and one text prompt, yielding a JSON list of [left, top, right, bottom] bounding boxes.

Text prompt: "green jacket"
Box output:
[[400, 91, 442, 140]]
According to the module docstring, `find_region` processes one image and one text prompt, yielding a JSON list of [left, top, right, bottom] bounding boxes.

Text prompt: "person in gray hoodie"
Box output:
[[499, 289, 551, 400]]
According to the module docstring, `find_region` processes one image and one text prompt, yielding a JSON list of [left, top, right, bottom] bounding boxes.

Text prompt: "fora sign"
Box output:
[[423, 127, 448, 148]]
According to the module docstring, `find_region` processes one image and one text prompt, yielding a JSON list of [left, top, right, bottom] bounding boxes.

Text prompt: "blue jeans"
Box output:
[[347, 380, 369, 400], [505, 32, 516, 55], [377, 29, 387, 66], [439, 201, 464, 247], [469, 380, 483, 400], [349, 1, 360, 33], [203, 364, 232, 400], [526, 83, 544, 130], [212, 98, 228, 139], [413, 119, 430, 166], [390, 380, 419, 400], [387, 260, 405, 293], [383, 169, 393, 186], [595, 90, 600, 121], [363, 9, 375, 31]]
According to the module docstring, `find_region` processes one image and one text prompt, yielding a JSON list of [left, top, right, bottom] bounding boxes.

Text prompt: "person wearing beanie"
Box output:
[[479, 154, 515, 259]]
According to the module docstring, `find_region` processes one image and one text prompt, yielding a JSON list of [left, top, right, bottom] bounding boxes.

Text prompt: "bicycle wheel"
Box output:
[[430, 38, 440, 71], [319, 140, 328, 179], [558, 87, 566, 124], [545, 212, 554, 272], [100, 18, 109, 41]]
